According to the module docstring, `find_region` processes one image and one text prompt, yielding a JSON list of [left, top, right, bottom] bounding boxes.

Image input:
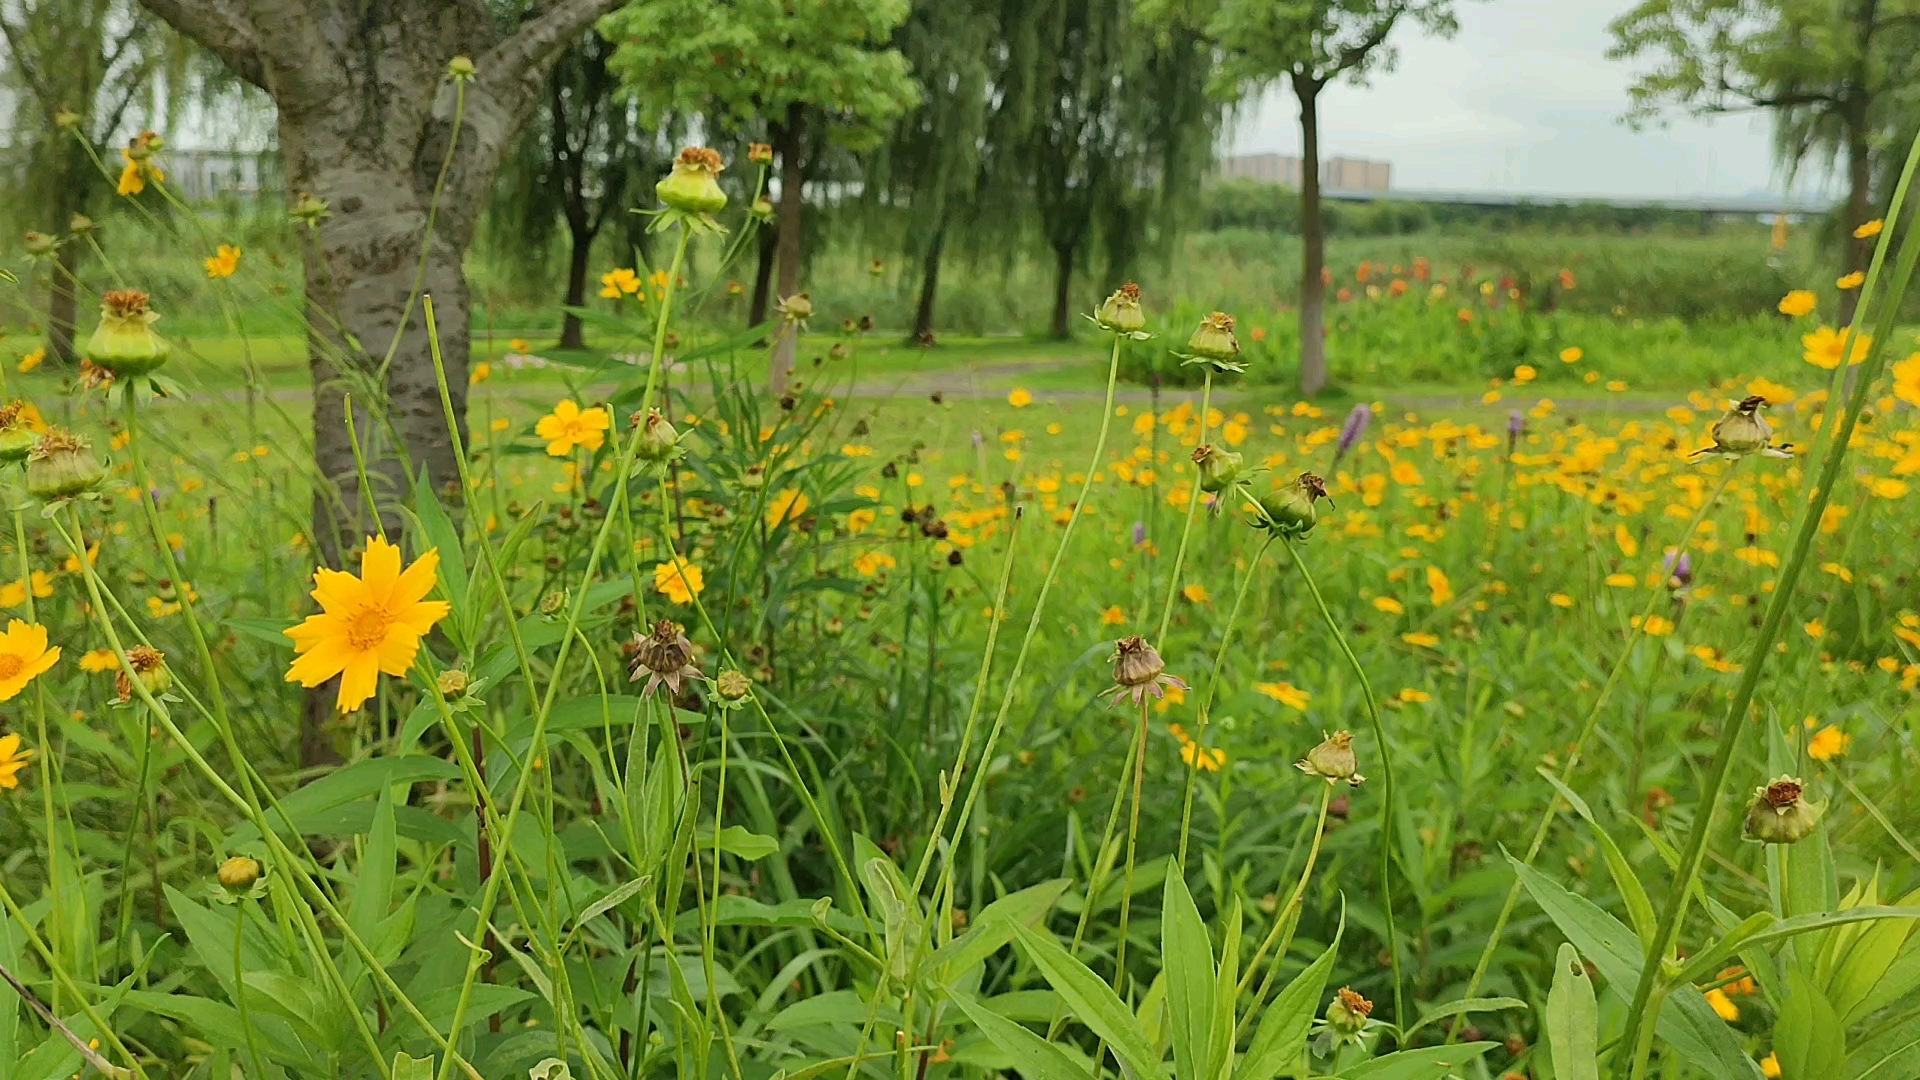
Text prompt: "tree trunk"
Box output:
[[1296, 74, 1328, 398], [48, 242, 80, 364], [912, 220, 946, 342], [749, 224, 777, 327], [1049, 242, 1075, 339], [1838, 110, 1872, 327], [770, 102, 807, 392], [560, 219, 594, 349]]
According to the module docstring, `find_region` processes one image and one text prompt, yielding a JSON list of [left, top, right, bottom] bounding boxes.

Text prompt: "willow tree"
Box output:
[[0, 0, 177, 361], [603, 0, 918, 390], [1151, 0, 1460, 395], [1610, 0, 1920, 324]]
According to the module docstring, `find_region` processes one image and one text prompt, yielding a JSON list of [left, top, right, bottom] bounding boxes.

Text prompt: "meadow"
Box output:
[[0, 148, 1919, 1080]]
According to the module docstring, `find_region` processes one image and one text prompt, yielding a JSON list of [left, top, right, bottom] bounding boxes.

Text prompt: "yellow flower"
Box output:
[[1802, 326, 1872, 369], [1869, 477, 1908, 499], [1397, 688, 1431, 704], [80, 648, 119, 672], [1513, 364, 1537, 383], [1426, 565, 1453, 605], [1637, 614, 1674, 636], [1614, 522, 1638, 557], [1854, 219, 1883, 239], [1255, 681, 1311, 711], [852, 550, 896, 577], [0, 582, 21, 609], [766, 488, 810, 528], [1549, 593, 1574, 608], [1606, 380, 1627, 392], [1605, 573, 1636, 587], [0, 732, 32, 790], [1894, 354, 1920, 407], [1392, 459, 1422, 486], [1776, 290, 1817, 318], [1837, 271, 1865, 290], [600, 267, 640, 298], [1180, 741, 1225, 772], [1372, 596, 1404, 615], [0, 620, 60, 701], [1559, 346, 1583, 363], [534, 400, 610, 456], [1704, 987, 1738, 1022], [284, 536, 451, 714], [1803, 619, 1824, 639], [1401, 631, 1440, 648], [203, 244, 241, 279], [1746, 377, 1795, 405], [1761, 1053, 1781, 1078], [490, 417, 510, 432], [653, 558, 704, 604], [18, 347, 44, 373], [1182, 583, 1210, 604], [470, 362, 491, 385], [1808, 724, 1850, 762], [117, 160, 145, 196], [1007, 388, 1033, 408], [1099, 605, 1126, 626]]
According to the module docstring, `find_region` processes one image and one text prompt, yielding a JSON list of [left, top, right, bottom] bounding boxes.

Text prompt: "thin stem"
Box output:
[[1282, 535, 1403, 1028], [234, 902, 270, 1080], [1177, 530, 1277, 864], [1237, 783, 1333, 1039], [1155, 371, 1213, 645], [1113, 695, 1150, 995]]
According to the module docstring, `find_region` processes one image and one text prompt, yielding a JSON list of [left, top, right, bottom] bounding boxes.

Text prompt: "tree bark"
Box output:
[[1049, 241, 1075, 339], [770, 101, 807, 392], [749, 224, 777, 327], [1839, 106, 1872, 327], [1295, 74, 1328, 398], [560, 220, 593, 349], [912, 220, 946, 342]]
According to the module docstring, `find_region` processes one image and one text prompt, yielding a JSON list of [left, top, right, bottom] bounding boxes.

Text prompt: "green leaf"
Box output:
[[1237, 910, 1343, 1080], [406, 468, 467, 637], [1209, 899, 1241, 1080], [700, 824, 779, 861], [952, 993, 1096, 1080], [1010, 920, 1165, 1080], [1539, 768, 1657, 944], [392, 1053, 434, 1080], [225, 756, 462, 845], [572, 875, 652, 932], [1546, 943, 1599, 1080], [1849, 1004, 1920, 1079], [226, 616, 297, 648], [1162, 869, 1216, 1080], [1336, 1042, 1497, 1079], [767, 990, 898, 1031], [930, 879, 1072, 982], [349, 787, 397, 953], [1399, 997, 1526, 1044], [1775, 967, 1844, 1080]]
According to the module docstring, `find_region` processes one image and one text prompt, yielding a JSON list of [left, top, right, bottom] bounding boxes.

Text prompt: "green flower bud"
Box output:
[[1296, 731, 1363, 785], [217, 855, 261, 892], [1254, 471, 1328, 536], [1743, 776, 1823, 845], [750, 196, 774, 222], [23, 231, 56, 257], [446, 55, 477, 82], [1186, 311, 1239, 363], [1094, 282, 1146, 335], [776, 292, 813, 324], [657, 147, 728, 214], [1192, 443, 1242, 494], [0, 402, 40, 464], [436, 668, 470, 697], [635, 408, 679, 462], [85, 289, 169, 376], [1325, 987, 1373, 1037], [26, 429, 106, 500], [715, 669, 752, 702], [739, 464, 765, 491]]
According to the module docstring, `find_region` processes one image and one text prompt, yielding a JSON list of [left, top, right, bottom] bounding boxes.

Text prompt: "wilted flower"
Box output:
[[1252, 472, 1328, 536], [635, 408, 680, 462], [1334, 403, 1370, 461], [86, 289, 170, 376], [114, 645, 171, 703], [1093, 282, 1147, 336], [1693, 396, 1792, 461], [1193, 443, 1243, 493], [1296, 731, 1364, 785], [1184, 311, 1243, 370], [748, 143, 773, 165], [657, 147, 727, 214], [1742, 776, 1823, 844], [25, 429, 107, 500], [628, 619, 704, 699], [1326, 987, 1373, 1036], [0, 402, 40, 463], [1101, 636, 1186, 708]]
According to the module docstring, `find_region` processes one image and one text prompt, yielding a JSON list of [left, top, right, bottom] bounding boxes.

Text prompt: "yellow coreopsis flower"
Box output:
[[1894, 354, 1920, 407], [1007, 388, 1033, 408], [1837, 271, 1865, 290], [1559, 346, 1583, 363], [0, 620, 60, 701], [1372, 596, 1404, 615], [1255, 681, 1311, 711], [0, 733, 33, 789], [1099, 605, 1126, 626], [1802, 326, 1871, 369], [600, 268, 640, 298], [653, 558, 704, 605], [1426, 565, 1453, 605], [535, 400, 610, 456], [204, 244, 241, 279], [79, 648, 119, 672], [1776, 290, 1817, 318], [18, 348, 44, 373], [1854, 219, 1883, 239], [1182, 583, 1210, 604], [1808, 724, 1850, 761], [284, 536, 451, 714], [766, 488, 810, 529], [852, 550, 896, 577]]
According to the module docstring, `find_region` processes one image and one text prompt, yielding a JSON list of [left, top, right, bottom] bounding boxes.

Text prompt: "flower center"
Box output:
[[0, 654, 22, 680], [347, 606, 391, 650]]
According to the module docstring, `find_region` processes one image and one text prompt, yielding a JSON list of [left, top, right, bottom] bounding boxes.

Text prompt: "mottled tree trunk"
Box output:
[[749, 225, 776, 327], [1295, 74, 1328, 398], [912, 220, 945, 342], [769, 102, 807, 392]]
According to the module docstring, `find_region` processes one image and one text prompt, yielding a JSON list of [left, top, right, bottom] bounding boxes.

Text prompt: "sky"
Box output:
[[1225, 0, 1840, 199]]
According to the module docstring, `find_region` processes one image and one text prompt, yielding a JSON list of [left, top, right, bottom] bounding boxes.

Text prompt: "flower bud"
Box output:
[[777, 292, 813, 324], [436, 668, 470, 697], [23, 231, 55, 257], [1743, 776, 1823, 845], [217, 855, 262, 892], [0, 402, 39, 463], [1326, 987, 1373, 1036], [635, 408, 679, 462], [750, 196, 774, 222], [1296, 731, 1364, 785], [86, 290, 170, 376], [715, 669, 751, 701], [446, 55, 477, 82], [1094, 282, 1146, 335], [748, 143, 773, 165], [115, 645, 171, 703], [53, 108, 81, 131], [657, 147, 728, 214], [739, 463, 765, 491], [68, 214, 95, 235], [1192, 444, 1242, 494], [1254, 472, 1328, 535], [1186, 311, 1239, 363], [26, 429, 106, 500], [291, 192, 329, 224]]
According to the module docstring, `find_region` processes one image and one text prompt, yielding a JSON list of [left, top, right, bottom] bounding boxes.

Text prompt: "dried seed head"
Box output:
[[25, 428, 106, 500], [1326, 987, 1373, 1035], [102, 289, 151, 318], [715, 669, 752, 701], [1254, 472, 1327, 536], [657, 147, 728, 214], [748, 143, 773, 165], [0, 402, 36, 463], [89, 290, 169, 375], [777, 292, 813, 323], [1743, 775, 1822, 845], [629, 619, 704, 699], [636, 408, 680, 462], [1296, 731, 1364, 785], [115, 645, 171, 703], [1111, 635, 1165, 688], [1186, 311, 1239, 363], [1094, 282, 1147, 335]]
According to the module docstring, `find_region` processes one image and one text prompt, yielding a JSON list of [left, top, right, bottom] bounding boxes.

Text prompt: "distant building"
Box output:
[[1215, 153, 1391, 192], [164, 148, 276, 201]]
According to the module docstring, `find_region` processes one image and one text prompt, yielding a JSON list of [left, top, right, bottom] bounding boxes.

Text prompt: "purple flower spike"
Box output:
[[1663, 549, 1692, 588], [1507, 409, 1524, 437], [1335, 403, 1370, 460], [1131, 521, 1148, 549]]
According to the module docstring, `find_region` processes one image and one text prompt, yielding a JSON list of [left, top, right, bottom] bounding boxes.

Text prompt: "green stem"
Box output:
[[1155, 371, 1213, 645], [1177, 530, 1277, 864], [1282, 535, 1403, 1029], [1113, 695, 1150, 995], [1237, 783, 1333, 1041], [235, 902, 270, 1080], [1615, 126, 1920, 1074]]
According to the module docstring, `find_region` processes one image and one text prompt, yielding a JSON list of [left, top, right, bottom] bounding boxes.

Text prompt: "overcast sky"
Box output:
[[1225, 0, 1838, 198]]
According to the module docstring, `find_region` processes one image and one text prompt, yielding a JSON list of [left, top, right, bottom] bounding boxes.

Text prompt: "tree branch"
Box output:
[[476, 0, 625, 115], [134, 0, 267, 87], [1331, 10, 1403, 77]]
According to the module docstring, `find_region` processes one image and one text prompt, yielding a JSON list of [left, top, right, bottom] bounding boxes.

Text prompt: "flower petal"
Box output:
[[360, 536, 402, 602], [335, 653, 381, 713]]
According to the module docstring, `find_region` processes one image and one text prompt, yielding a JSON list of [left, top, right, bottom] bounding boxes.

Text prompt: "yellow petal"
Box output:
[[375, 629, 421, 676], [360, 536, 402, 601], [390, 548, 441, 607], [335, 653, 382, 713], [311, 567, 366, 613], [286, 636, 355, 687], [393, 599, 451, 638]]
